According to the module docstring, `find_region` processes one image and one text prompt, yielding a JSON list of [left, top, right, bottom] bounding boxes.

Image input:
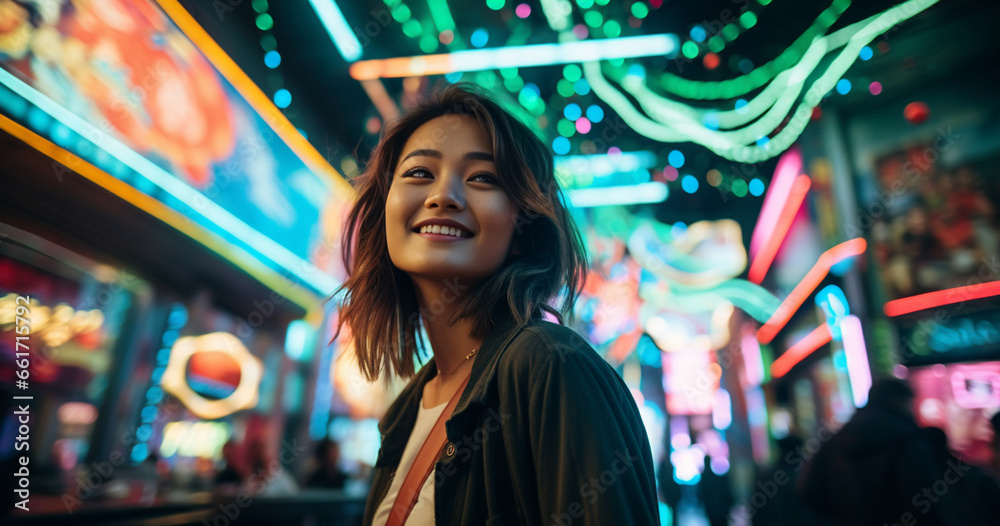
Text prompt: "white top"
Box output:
[[372, 395, 448, 526]]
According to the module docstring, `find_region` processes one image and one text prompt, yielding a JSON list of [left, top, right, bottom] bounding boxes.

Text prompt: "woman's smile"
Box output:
[[385, 114, 519, 281]]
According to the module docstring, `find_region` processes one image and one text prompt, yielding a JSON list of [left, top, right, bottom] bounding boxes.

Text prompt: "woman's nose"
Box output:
[[425, 171, 465, 209]]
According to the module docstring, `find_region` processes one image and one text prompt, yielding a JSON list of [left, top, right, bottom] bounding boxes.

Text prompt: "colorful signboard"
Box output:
[[0, 0, 353, 298]]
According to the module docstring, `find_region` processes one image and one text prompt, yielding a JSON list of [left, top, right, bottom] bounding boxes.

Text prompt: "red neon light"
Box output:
[[771, 324, 832, 378], [748, 175, 811, 284], [883, 281, 1000, 317], [757, 238, 867, 345]]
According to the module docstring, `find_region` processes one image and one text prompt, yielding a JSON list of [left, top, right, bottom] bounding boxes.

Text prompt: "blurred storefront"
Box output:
[[0, 0, 356, 519], [763, 0, 1000, 470]]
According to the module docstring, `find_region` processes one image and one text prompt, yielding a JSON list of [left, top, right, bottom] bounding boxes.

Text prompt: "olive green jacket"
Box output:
[[362, 316, 660, 525]]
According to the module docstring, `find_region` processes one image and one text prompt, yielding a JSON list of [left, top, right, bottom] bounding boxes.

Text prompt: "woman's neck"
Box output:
[[410, 275, 482, 382]]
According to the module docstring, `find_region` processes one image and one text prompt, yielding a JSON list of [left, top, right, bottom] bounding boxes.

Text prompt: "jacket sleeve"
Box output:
[[502, 327, 660, 525]]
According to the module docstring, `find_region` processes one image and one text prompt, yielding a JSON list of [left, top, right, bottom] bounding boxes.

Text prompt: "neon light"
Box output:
[[360, 79, 401, 121], [0, 68, 339, 297], [746, 386, 769, 463], [0, 114, 320, 311], [307, 0, 363, 62], [540, 0, 573, 31], [161, 332, 263, 420], [757, 238, 867, 345], [348, 34, 679, 80], [883, 281, 1000, 317], [741, 332, 765, 386], [427, 0, 457, 32], [750, 147, 802, 259], [771, 324, 832, 378], [583, 0, 939, 162], [840, 315, 872, 407], [285, 320, 316, 362], [567, 181, 668, 207], [555, 150, 657, 178], [713, 389, 732, 430], [748, 175, 811, 283]]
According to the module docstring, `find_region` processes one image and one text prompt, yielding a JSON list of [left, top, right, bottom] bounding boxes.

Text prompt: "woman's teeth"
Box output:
[[419, 225, 469, 238]]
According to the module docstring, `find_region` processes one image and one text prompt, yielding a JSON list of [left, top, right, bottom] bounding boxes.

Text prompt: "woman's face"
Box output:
[[385, 115, 520, 286]]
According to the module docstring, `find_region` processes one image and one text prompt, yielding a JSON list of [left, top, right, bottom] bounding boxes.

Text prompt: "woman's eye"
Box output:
[[471, 172, 498, 183], [402, 168, 432, 179]]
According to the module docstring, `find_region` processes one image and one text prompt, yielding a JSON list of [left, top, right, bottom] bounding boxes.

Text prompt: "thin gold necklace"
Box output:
[[437, 347, 478, 377]]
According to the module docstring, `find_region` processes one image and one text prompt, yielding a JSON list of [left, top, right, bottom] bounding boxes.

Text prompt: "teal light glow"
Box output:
[[583, 0, 939, 162], [564, 103, 582, 121], [274, 88, 292, 108], [668, 150, 685, 168], [264, 50, 281, 68], [471, 28, 489, 47], [836, 78, 851, 94], [444, 33, 678, 71], [681, 175, 699, 193], [587, 104, 604, 122], [308, 0, 363, 62], [567, 182, 669, 207], [553, 136, 571, 154]]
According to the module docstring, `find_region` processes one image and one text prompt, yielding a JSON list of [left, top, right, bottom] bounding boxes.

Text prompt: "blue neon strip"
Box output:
[[309, 0, 363, 62], [567, 181, 669, 208], [449, 34, 679, 72]]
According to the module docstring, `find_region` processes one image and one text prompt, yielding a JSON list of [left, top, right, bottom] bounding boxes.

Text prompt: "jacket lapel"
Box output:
[[374, 315, 528, 468]]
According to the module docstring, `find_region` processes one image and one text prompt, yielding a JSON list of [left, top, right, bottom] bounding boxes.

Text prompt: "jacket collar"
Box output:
[[375, 315, 528, 468]]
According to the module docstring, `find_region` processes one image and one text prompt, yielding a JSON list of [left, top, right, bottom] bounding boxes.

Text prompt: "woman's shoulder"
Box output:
[[498, 319, 610, 378]]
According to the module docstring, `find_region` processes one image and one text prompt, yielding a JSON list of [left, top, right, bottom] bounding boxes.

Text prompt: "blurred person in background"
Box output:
[[921, 426, 1000, 525], [330, 83, 659, 526], [751, 436, 829, 526], [306, 437, 348, 490], [214, 440, 245, 492], [243, 434, 299, 498], [697, 455, 733, 526], [797, 378, 961, 525]]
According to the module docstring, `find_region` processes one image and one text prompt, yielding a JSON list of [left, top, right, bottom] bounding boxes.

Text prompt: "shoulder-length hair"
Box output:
[[329, 82, 587, 382]]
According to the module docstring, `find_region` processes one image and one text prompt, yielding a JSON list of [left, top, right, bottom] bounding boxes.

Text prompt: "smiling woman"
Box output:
[[328, 83, 659, 525]]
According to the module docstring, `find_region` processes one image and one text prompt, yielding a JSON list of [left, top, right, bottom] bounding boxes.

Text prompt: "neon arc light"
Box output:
[[750, 147, 802, 259], [841, 315, 872, 407], [756, 238, 867, 345], [748, 175, 811, 284], [883, 281, 1000, 317], [771, 324, 832, 378], [348, 34, 679, 80]]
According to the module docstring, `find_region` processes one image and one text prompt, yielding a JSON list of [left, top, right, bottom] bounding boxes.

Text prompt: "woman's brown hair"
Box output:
[[329, 82, 588, 382]]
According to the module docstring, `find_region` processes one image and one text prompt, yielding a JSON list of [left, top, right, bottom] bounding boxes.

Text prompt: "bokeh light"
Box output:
[[471, 29, 489, 47], [681, 175, 699, 193]]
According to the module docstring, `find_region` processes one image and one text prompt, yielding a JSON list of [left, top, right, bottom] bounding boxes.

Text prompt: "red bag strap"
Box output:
[[385, 373, 470, 526]]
